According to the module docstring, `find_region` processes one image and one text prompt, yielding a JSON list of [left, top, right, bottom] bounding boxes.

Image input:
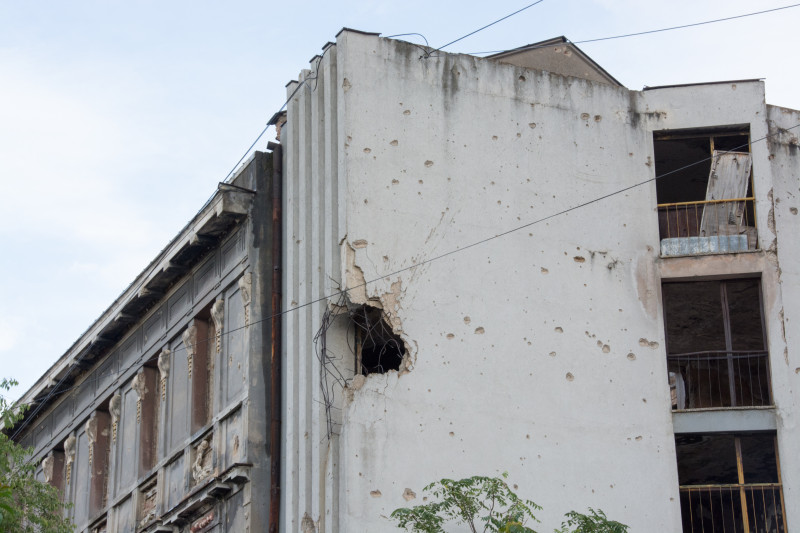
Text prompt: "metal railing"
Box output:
[[658, 198, 757, 254], [668, 351, 771, 409], [680, 484, 787, 533]]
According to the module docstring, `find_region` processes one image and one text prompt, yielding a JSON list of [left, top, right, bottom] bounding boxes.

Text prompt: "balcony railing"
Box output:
[[658, 198, 757, 256], [668, 351, 771, 409], [680, 484, 787, 533]]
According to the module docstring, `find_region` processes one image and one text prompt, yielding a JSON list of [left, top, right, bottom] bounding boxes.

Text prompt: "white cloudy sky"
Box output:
[[1, 0, 799, 401]]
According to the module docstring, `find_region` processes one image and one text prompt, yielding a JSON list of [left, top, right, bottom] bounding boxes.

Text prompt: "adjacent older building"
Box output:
[[11, 29, 800, 532], [11, 152, 282, 532]]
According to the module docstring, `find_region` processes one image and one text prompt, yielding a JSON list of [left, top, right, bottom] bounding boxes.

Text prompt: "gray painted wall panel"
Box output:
[[115, 386, 138, 494], [224, 288, 246, 404], [119, 334, 140, 372], [74, 379, 95, 415], [112, 496, 134, 532], [225, 489, 245, 531], [166, 343, 190, 455], [72, 430, 90, 526], [220, 228, 245, 277], [222, 407, 244, 469], [143, 307, 165, 346], [96, 351, 119, 393], [167, 281, 192, 327], [164, 454, 185, 511], [194, 255, 218, 298], [34, 416, 51, 449]]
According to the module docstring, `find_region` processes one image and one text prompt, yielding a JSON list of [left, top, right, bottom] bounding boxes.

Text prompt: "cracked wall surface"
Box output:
[[282, 30, 800, 533]]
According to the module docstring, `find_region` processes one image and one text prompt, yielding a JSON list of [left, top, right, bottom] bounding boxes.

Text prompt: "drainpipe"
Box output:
[[267, 141, 283, 533]]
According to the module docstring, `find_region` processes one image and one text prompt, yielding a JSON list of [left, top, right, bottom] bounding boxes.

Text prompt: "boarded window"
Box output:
[[654, 127, 757, 254]]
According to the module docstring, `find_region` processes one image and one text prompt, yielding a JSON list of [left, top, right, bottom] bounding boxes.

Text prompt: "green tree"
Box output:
[[556, 509, 629, 533], [0, 378, 74, 532], [391, 473, 628, 533]]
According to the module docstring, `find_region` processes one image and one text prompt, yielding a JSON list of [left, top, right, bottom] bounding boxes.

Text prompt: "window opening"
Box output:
[[654, 127, 757, 255], [351, 306, 405, 375], [663, 279, 771, 409], [676, 432, 787, 532]]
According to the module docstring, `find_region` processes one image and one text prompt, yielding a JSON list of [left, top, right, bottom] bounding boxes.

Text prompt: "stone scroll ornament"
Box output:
[[109, 391, 122, 442], [132, 369, 147, 423], [157, 348, 171, 401], [211, 298, 224, 354], [42, 453, 55, 484], [191, 437, 213, 483], [64, 434, 76, 486], [182, 322, 197, 380], [85, 414, 98, 468], [238, 272, 252, 327]]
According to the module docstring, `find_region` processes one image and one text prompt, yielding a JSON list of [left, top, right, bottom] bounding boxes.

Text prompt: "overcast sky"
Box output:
[[2, 0, 799, 401]]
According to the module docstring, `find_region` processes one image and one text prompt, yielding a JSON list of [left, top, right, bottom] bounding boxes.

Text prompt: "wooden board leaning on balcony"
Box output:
[[700, 151, 752, 237]]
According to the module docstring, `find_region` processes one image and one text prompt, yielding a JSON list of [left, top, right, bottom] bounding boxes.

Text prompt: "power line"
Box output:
[[15, 123, 799, 443], [225, 0, 547, 187], [433, 0, 546, 54], [467, 2, 800, 55], [575, 3, 800, 45]]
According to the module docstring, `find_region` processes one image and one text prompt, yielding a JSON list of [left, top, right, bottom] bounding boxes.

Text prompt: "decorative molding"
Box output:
[[238, 272, 252, 327], [211, 298, 224, 354], [157, 348, 171, 401], [182, 322, 197, 379], [132, 369, 147, 423], [64, 433, 76, 486], [109, 392, 122, 442], [191, 437, 213, 484], [42, 452, 55, 484], [85, 414, 98, 468], [190, 512, 214, 532]]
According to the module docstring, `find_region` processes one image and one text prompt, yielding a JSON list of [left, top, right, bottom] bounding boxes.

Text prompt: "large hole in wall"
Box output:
[[350, 305, 405, 375]]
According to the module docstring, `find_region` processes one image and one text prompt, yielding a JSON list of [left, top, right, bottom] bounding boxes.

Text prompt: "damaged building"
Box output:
[[9, 29, 800, 532]]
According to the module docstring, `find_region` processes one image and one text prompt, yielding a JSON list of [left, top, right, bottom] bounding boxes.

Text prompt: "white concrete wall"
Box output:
[[765, 104, 800, 520], [282, 41, 347, 533], [282, 30, 799, 532]]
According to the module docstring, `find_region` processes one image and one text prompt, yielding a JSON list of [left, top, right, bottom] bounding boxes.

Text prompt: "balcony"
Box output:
[[669, 350, 771, 410], [658, 197, 757, 256], [654, 127, 756, 257], [676, 433, 787, 533], [662, 280, 771, 411], [679, 484, 786, 533]]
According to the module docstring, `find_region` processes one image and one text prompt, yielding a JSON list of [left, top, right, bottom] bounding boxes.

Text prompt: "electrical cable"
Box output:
[[431, 0, 546, 55], [467, 2, 800, 55], [14, 122, 799, 444], [575, 2, 800, 45]]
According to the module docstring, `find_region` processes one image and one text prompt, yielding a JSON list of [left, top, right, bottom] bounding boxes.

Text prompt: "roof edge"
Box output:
[[16, 164, 258, 413]]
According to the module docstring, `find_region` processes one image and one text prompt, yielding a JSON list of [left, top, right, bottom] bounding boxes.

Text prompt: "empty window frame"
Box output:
[[676, 432, 787, 532], [654, 126, 757, 253], [663, 279, 771, 409]]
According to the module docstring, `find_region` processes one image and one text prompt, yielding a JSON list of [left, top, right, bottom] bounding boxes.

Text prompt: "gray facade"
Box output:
[[13, 152, 279, 532]]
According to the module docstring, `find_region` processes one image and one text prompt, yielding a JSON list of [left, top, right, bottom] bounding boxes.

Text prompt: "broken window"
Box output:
[[654, 127, 757, 255], [676, 432, 787, 532], [663, 279, 771, 409], [351, 306, 405, 375]]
